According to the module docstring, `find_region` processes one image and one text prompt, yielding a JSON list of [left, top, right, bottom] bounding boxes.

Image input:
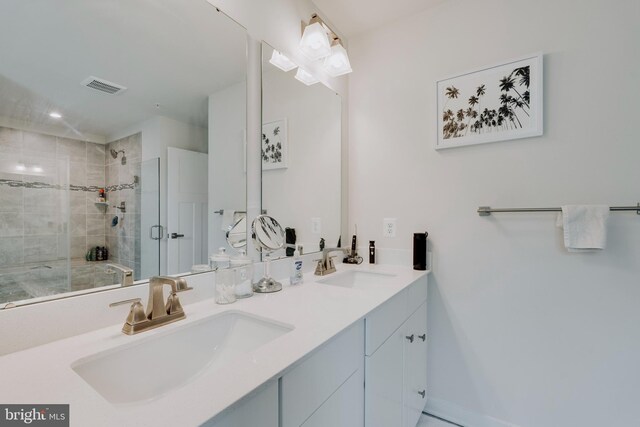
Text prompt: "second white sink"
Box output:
[[72, 311, 293, 405], [318, 270, 397, 288]]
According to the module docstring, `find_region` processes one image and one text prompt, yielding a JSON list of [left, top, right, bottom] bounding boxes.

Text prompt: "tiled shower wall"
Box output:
[[105, 134, 142, 279], [0, 126, 142, 302], [0, 126, 111, 299]]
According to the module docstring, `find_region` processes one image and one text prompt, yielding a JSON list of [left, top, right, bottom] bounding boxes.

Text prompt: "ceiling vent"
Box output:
[[81, 76, 127, 95]]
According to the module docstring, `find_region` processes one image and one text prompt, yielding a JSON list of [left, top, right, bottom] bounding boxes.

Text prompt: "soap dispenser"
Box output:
[[289, 245, 304, 285]]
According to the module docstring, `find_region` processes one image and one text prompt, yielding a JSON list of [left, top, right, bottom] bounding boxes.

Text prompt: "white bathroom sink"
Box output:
[[71, 311, 293, 405], [318, 270, 397, 288]]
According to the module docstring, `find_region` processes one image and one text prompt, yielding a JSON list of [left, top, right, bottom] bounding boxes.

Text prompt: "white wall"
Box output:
[[208, 82, 247, 253], [262, 66, 342, 254], [109, 115, 208, 275], [348, 0, 640, 426]]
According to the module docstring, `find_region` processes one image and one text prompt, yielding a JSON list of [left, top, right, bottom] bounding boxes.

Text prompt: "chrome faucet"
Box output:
[[314, 247, 348, 276], [109, 276, 193, 335], [105, 263, 134, 287]]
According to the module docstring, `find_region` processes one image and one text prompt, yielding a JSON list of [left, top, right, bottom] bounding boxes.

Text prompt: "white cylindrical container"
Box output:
[[230, 249, 253, 298], [209, 247, 230, 270], [215, 268, 236, 304]]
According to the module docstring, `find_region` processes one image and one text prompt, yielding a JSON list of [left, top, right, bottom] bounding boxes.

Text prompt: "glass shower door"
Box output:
[[0, 153, 70, 305], [139, 158, 161, 280]]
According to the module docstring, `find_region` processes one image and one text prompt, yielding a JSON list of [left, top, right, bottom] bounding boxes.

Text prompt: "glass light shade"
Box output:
[[299, 22, 331, 60], [294, 68, 319, 86], [269, 50, 297, 72], [323, 44, 352, 77]]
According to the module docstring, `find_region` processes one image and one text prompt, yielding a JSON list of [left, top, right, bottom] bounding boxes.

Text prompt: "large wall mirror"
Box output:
[[0, 0, 247, 307], [261, 43, 342, 259]]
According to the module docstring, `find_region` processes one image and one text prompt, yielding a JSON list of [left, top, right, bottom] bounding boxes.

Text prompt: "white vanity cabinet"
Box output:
[[365, 276, 428, 427], [281, 321, 365, 427], [203, 380, 279, 427]]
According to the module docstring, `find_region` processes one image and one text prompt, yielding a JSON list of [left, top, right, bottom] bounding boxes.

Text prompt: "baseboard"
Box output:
[[425, 398, 520, 427]]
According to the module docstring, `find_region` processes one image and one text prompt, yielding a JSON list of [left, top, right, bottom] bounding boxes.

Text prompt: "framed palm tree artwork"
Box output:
[[262, 118, 288, 170], [435, 53, 543, 149]]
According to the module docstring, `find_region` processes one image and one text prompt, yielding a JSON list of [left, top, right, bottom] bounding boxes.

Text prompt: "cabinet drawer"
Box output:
[[282, 321, 364, 427], [365, 290, 407, 356]]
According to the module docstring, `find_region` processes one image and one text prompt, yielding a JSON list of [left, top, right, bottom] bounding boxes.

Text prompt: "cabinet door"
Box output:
[[365, 326, 405, 427], [202, 380, 278, 427], [282, 322, 364, 427], [403, 302, 427, 427], [302, 368, 364, 427]]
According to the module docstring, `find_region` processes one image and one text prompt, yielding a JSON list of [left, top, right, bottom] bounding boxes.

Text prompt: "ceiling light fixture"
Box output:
[[323, 38, 353, 77], [15, 163, 26, 171], [299, 14, 352, 77], [299, 15, 331, 60], [32, 166, 43, 173], [49, 112, 62, 119], [294, 68, 319, 86], [269, 50, 297, 72]]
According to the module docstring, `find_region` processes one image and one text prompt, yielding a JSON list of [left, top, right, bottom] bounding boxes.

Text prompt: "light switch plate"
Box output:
[[311, 217, 322, 234], [383, 218, 396, 238]]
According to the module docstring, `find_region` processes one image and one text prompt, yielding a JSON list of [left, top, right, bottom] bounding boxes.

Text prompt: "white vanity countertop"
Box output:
[[0, 264, 428, 427]]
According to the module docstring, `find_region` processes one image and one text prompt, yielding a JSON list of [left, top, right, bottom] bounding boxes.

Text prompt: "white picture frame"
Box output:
[[262, 118, 288, 170], [435, 53, 543, 150]]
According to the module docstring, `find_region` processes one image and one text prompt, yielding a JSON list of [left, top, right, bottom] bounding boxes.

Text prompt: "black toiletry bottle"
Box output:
[[96, 246, 103, 261], [285, 227, 296, 257], [413, 232, 428, 270], [369, 240, 376, 264]]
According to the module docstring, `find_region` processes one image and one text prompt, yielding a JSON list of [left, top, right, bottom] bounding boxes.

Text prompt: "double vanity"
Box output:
[[0, 264, 429, 427]]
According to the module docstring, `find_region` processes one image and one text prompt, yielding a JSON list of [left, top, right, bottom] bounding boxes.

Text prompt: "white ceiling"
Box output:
[[313, 0, 447, 37], [0, 0, 246, 140]]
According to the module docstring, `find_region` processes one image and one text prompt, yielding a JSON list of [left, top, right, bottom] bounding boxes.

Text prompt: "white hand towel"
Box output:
[[557, 205, 610, 252]]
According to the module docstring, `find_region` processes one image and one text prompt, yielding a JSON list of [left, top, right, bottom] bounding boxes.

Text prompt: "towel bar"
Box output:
[[478, 203, 640, 216]]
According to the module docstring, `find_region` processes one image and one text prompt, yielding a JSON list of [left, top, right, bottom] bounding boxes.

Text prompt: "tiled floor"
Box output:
[[417, 414, 458, 427]]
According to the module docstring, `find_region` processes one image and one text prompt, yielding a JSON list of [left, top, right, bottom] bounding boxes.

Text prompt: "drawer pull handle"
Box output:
[[405, 334, 414, 343], [418, 334, 426, 342], [418, 390, 426, 398]]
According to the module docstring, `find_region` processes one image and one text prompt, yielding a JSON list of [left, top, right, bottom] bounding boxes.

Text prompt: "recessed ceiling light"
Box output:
[[15, 163, 26, 171], [49, 112, 62, 119], [32, 166, 43, 173]]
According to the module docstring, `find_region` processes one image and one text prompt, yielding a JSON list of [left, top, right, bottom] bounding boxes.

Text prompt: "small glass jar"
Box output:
[[215, 268, 236, 304], [231, 250, 253, 299], [209, 247, 230, 270]]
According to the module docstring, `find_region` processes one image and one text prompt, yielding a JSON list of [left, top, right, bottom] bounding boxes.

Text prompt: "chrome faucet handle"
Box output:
[[109, 297, 141, 307], [173, 277, 193, 292], [313, 258, 325, 275], [109, 298, 146, 325]]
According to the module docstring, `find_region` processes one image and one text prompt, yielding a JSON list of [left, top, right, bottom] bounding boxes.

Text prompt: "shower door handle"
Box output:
[[170, 233, 184, 239], [150, 225, 163, 240]]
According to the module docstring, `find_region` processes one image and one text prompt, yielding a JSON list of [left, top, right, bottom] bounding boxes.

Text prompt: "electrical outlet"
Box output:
[[311, 217, 322, 234], [383, 218, 396, 238]]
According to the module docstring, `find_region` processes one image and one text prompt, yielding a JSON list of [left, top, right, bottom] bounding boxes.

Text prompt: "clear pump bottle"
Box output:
[[289, 245, 304, 285]]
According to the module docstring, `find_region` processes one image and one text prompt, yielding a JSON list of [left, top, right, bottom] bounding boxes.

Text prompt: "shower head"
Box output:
[[110, 148, 127, 165]]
